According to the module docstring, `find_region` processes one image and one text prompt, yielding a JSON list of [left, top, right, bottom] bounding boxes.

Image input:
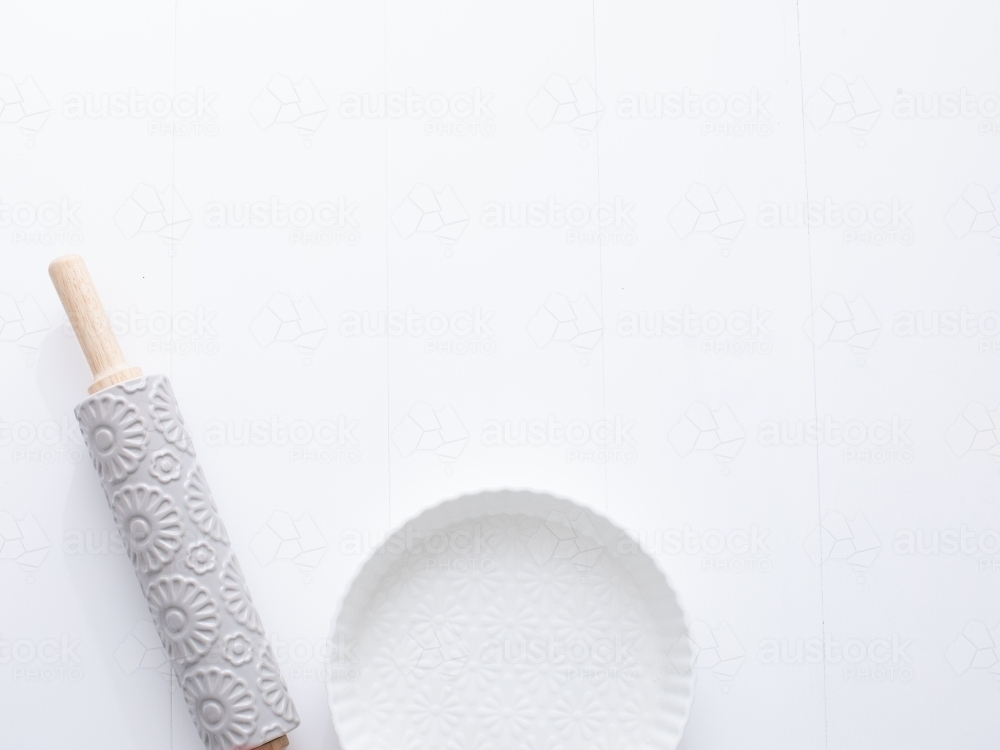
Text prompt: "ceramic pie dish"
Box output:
[[327, 490, 695, 749]]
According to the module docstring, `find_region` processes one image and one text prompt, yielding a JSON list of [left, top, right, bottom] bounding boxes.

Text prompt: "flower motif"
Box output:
[[384, 561, 436, 603], [549, 691, 605, 741], [477, 688, 536, 738], [150, 378, 195, 454], [223, 633, 254, 667], [221, 555, 265, 634], [257, 640, 299, 723], [372, 642, 420, 689], [448, 558, 501, 601], [261, 724, 286, 742], [260, 721, 295, 744], [515, 559, 577, 602], [407, 686, 463, 736], [111, 484, 182, 574], [457, 654, 502, 692], [149, 447, 182, 483], [364, 598, 408, 646], [552, 597, 610, 644], [182, 667, 258, 750], [121, 376, 147, 393], [147, 575, 220, 665], [590, 562, 641, 612], [76, 395, 148, 484], [482, 595, 541, 643], [185, 540, 217, 575], [413, 594, 470, 633], [184, 464, 229, 543], [517, 655, 569, 694], [488, 514, 539, 558]]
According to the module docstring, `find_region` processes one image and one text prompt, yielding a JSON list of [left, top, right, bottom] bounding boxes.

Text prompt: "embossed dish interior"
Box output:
[[327, 490, 695, 750]]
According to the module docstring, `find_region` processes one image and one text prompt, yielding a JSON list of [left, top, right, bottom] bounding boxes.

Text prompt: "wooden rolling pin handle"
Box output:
[[48, 254, 143, 394]]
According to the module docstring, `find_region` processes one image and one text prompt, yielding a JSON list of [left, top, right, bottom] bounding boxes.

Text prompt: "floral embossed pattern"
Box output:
[[257, 640, 299, 723], [147, 575, 220, 665], [327, 491, 694, 750], [76, 395, 148, 484], [185, 464, 230, 543], [221, 555, 265, 634], [185, 540, 217, 575], [74, 376, 299, 748], [150, 377, 195, 454], [182, 667, 258, 750], [112, 483, 183, 574], [150, 447, 182, 483], [224, 633, 254, 667]]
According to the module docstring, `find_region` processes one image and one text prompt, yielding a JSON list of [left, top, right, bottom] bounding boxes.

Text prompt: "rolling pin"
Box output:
[[50, 254, 298, 750]]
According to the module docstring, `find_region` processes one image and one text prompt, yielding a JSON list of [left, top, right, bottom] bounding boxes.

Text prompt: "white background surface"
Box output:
[[2, 0, 1000, 748]]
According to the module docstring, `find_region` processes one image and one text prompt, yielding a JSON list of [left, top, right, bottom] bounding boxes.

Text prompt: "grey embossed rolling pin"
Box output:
[[50, 254, 299, 750]]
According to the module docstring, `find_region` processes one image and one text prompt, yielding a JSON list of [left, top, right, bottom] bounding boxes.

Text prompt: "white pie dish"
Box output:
[[327, 490, 695, 750]]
